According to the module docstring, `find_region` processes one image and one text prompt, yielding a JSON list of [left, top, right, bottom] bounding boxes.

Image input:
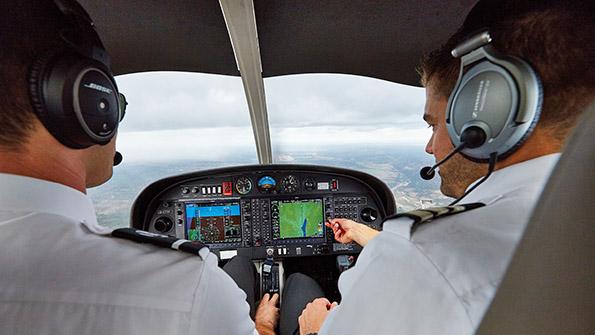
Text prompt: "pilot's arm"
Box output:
[[301, 216, 473, 335], [192, 256, 260, 335], [325, 218, 379, 247], [297, 219, 379, 334], [194, 258, 280, 335]]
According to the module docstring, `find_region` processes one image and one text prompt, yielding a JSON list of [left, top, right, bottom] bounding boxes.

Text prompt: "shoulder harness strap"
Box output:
[[112, 228, 209, 260], [383, 202, 485, 235]]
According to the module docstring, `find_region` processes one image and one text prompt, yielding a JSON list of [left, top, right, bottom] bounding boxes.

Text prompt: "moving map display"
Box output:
[[185, 202, 241, 243], [272, 199, 324, 239]]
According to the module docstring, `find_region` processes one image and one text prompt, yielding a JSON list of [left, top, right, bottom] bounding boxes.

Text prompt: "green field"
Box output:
[[279, 200, 323, 239]]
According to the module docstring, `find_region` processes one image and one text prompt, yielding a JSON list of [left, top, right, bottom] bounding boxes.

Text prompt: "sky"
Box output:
[[114, 72, 431, 162]]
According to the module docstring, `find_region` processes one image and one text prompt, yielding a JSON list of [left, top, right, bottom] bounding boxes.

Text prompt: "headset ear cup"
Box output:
[[28, 52, 90, 149], [446, 46, 543, 162], [28, 53, 54, 122], [28, 52, 120, 149]]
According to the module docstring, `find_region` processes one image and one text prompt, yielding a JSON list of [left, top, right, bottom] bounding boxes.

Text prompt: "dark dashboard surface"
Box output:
[[131, 165, 396, 260]]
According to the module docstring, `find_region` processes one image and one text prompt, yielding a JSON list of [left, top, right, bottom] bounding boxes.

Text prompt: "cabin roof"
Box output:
[[80, 0, 477, 86]]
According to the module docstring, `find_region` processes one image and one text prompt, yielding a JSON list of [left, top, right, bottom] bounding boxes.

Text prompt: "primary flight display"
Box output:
[[185, 202, 241, 243]]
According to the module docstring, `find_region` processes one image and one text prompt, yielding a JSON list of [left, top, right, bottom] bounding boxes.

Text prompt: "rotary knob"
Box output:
[[360, 208, 378, 223], [154, 216, 173, 233]]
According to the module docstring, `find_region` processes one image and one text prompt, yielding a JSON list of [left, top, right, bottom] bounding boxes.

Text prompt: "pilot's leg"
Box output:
[[223, 255, 259, 318], [280, 273, 325, 335]]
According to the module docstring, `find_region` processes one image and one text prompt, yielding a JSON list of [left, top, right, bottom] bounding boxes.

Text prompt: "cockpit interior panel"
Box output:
[[131, 165, 396, 260]]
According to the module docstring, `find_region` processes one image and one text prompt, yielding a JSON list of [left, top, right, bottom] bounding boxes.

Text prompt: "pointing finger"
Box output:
[[269, 293, 280, 305], [259, 293, 270, 306]]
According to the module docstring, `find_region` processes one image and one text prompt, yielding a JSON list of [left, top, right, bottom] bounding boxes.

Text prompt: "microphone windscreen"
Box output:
[[113, 151, 123, 166], [420, 166, 435, 180]]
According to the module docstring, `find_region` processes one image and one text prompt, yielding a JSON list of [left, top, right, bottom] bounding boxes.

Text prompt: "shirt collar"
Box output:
[[0, 173, 101, 229], [464, 153, 561, 203]]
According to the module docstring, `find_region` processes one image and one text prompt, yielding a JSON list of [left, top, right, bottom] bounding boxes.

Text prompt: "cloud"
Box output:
[[265, 73, 425, 128], [117, 127, 257, 162], [116, 72, 250, 131], [116, 72, 427, 131], [272, 126, 430, 151], [116, 125, 431, 162]]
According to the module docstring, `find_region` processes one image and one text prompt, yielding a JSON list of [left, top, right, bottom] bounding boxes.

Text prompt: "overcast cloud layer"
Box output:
[[115, 72, 430, 162]]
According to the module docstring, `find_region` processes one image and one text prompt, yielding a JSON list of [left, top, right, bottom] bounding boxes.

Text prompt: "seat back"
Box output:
[[476, 101, 595, 334]]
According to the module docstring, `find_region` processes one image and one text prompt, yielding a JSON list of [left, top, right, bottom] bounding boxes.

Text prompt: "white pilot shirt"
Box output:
[[320, 154, 560, 335], [0, 173, 257, 335]]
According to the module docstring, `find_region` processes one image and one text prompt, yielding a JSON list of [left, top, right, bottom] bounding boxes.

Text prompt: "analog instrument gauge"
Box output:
[[235, 177, 252, 195], [280, 175, 299, 193], [303, 178, 316, 191], [257, 176, 277, 192]]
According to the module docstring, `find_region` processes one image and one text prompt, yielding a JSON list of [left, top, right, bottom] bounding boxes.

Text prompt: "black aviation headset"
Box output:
[[28, 0, 126, 150], [421, 31, 543, 204]]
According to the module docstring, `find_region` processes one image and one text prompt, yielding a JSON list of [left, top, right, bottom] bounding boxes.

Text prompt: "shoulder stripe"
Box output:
[[112, 228, 208, 259], [382, 202, 486, 235]]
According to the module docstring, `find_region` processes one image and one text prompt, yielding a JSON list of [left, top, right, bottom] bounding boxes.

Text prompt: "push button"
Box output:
[[223, 181, 233, 195]]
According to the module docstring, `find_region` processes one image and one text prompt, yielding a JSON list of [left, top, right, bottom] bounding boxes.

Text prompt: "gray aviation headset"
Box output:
[[420, 31, 543, 204], [446, 31, 543, 161], [28, 0, 126, 150]]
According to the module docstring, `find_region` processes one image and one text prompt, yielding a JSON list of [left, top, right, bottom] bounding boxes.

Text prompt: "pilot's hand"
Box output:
[[326, 218, 379, 247], [298, 297, 338, 335], [255, 293, 280, 335]]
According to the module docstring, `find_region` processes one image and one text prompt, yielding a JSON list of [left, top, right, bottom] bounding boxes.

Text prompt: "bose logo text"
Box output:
[[84, 83, 113, 94]]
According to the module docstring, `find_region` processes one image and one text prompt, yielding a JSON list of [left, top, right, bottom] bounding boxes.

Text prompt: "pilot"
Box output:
[[292, 1, 595, 335], [0, 1, 277, 334]]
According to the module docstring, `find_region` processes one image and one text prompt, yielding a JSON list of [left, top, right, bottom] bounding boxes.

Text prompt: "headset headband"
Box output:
[[53, 0, 111, 67]]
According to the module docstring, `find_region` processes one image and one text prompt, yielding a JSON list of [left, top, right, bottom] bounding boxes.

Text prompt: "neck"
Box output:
[[0, 143, 87, 194], [495, 127, 561, 170]]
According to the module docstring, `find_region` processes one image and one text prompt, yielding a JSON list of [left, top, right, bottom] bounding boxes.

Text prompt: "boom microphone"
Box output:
[[419, 142, 467, 180], [113, 151, 123, 166], [419, 126, 489, 180], [420, 166, 436, 180]]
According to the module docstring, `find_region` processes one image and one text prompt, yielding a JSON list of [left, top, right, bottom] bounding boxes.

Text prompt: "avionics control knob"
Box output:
[[154, 216, 174, 233], [360, 208, 378, 223]]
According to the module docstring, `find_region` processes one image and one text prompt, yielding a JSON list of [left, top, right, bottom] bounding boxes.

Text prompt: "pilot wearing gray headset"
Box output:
[[292, 1, 595, 334]]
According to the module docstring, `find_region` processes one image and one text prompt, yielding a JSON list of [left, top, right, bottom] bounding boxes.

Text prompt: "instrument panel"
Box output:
[[131, 165, 396, 260]]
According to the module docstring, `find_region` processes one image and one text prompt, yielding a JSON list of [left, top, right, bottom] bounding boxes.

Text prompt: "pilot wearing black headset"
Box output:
[[293, 1, 595, 335], [0, 1, 277, 334]]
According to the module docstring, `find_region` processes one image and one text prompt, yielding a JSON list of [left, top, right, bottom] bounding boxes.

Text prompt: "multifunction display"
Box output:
[[185, 202, 241, 243], [271, 199, 325, 240]]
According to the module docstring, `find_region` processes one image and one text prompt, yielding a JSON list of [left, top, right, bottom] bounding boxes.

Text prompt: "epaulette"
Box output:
[[112, 228, 209, 260], [383, 202, 485, 236]]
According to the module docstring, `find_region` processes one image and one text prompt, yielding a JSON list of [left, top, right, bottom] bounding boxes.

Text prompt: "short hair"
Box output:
[[418, 1, 595, 142], [0, 0, 66, 150]]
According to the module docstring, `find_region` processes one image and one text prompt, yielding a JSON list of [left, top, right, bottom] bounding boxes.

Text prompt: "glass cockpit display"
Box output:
[[186, 202, 241, 243], [271, 199, 324, 239]]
